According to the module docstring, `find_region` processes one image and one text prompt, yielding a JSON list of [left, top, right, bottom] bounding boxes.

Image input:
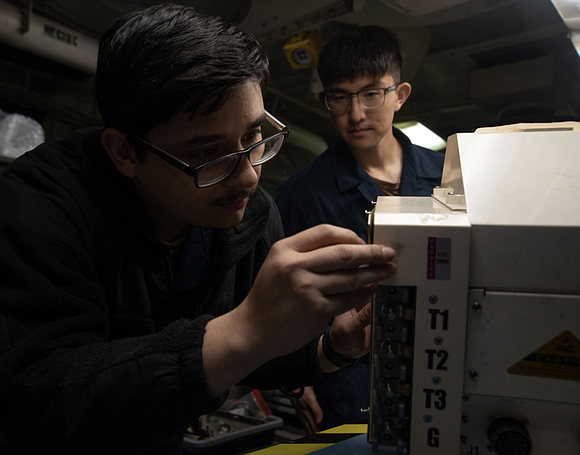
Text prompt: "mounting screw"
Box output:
[[423, 414, 432, 423], [468, 369, 478, 381], [432, 376, 441, 385], [472, 302, 482, 312], [429, 295, 438, 305], [434, 336, 443, 345]]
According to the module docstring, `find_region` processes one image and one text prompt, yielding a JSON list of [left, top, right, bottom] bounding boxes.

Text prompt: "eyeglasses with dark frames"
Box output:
[[126, 111, 289, 188], [323, 84, 400, 111]]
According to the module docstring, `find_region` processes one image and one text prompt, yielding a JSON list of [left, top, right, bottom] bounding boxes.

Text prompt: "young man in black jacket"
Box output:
[[0, 5, 396, 455]]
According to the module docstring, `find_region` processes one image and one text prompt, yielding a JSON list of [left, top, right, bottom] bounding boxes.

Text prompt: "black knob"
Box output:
[[487, 417, 532, 455]]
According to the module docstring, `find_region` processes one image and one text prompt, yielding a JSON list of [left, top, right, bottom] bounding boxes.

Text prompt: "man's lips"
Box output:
[[348, 127, 372, 136], [213, 189, 255, 209], [220, 197, 248, 211]]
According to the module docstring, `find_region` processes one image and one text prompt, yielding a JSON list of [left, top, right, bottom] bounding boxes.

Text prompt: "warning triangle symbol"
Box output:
[[507, 330, 580, 382], [556, 336, 574, 353], [534, 331, 580, 355]]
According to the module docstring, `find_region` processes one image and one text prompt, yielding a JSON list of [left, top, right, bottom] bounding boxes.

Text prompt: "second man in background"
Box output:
[[276, 25, 445, 433]]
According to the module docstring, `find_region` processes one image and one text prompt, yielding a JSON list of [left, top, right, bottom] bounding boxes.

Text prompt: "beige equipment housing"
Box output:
[[367, 122, 580, 455]]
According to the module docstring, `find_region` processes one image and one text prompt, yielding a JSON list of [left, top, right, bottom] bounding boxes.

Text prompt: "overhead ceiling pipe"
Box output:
[[0, 0, 97, 74]]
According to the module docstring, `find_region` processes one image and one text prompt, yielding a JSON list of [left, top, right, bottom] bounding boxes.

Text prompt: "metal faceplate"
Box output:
[[368, 196, 471, 454], [460, 288, 580, 455]]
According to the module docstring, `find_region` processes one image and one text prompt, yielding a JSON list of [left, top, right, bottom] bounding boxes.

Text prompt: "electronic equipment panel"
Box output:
[[367, 123, 580, 455]]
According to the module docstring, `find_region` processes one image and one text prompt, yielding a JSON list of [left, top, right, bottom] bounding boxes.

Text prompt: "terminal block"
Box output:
[[369, 285, 416, 454]]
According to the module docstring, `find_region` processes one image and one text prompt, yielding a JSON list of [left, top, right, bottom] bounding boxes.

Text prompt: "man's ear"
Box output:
[[101, 128, 138, 178], [394, 82, 412, 112]]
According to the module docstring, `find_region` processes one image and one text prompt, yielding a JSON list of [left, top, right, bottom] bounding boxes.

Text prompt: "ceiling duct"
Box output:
[[36, 0, 252, 38], [0, 0, 98, 74], [378, 0, 472, 15], [242, 0, 357, 43]]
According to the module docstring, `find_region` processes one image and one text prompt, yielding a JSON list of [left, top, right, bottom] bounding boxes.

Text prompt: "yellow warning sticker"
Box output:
[[507, 330, 580, 382]]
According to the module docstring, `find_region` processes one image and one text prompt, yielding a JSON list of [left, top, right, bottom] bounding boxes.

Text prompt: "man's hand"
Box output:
[[290, 386, 323, 434], [330, 300, 372, 363], [203, 224, 396, 396], [238, 224, 395, 359]]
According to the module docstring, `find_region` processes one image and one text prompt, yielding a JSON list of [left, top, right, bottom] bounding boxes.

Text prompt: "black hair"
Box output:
[[317, 26, 403, 89], [96, 3, 269, 139]]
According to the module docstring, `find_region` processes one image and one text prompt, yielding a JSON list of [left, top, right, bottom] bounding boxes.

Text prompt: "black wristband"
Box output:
[[322, 326, 357, 369], [280, 386, 304, 399]]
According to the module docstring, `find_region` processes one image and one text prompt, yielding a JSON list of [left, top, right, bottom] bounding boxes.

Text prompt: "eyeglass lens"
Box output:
[[197, 134, 284, 187], [326, 89, 388, 111]]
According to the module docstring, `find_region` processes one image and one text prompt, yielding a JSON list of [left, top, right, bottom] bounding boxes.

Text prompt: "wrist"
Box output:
[[320, 326, 358, 370], [228, 301, 274, 360]]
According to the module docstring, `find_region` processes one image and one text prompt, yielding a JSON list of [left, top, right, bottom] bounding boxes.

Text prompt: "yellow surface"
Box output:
[[246, 423, 368, 454], [508, 330, 580, 382], [247, 443, 333, 454], [321, 424, 367, 434]]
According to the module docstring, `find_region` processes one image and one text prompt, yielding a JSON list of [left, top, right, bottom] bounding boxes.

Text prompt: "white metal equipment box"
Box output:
[[367, 122, 580, 455]]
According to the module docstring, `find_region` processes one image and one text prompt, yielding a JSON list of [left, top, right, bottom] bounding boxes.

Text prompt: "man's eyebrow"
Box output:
[[175, 113, 268, 149], [250, 113, 267, 129], [328, 82, 383, 93], [176, 134, 224, 149]]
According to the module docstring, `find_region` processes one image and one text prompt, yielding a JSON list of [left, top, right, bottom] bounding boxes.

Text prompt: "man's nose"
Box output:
[[348, 95, 366, 123], [224, 153, 259, 189]]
